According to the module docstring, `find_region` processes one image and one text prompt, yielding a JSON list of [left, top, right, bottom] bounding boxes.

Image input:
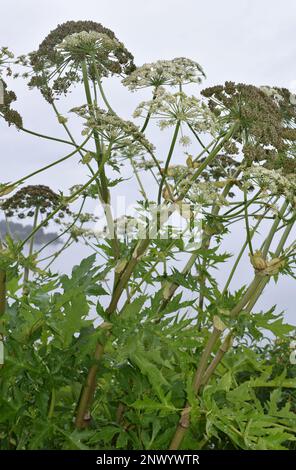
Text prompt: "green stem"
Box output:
[[202, 333, 233, 385], [246, 221, 294, 312], [20, 127, 77, 147], [97, 79, 115, 114], [169, 271, 262, 450], [19, 170, 100, 251], [222, 206, 270, 295], [11, 134, 92, 189], [48, 388, 56, 419], [131, 159, 149, 202], [262, 200, 289, 258], [37, 198, 86, 256], [157, 121, 180, 205], [243, 186, 254, 256], [177, 123, 239, 201], [76, 124, 239, 429], [75, 340, 106, 428], [187, 123, 211, 153], [23, 206, 39, 290], [140, 88, 158, 133], [169, 327, 221, 451]]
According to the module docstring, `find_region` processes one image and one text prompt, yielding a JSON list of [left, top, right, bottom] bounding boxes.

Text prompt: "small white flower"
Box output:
[[71, 104, 154, 153], [289, 350, 296, 365], [260, 86, 284, 105], [243, 166, 296, 202], [123, 57, 205, 90], [179, 135, 191, 147], [133, 88, 217, 134]]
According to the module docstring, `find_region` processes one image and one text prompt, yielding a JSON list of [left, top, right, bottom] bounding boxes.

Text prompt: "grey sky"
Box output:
[[1, 0, 296, 324]]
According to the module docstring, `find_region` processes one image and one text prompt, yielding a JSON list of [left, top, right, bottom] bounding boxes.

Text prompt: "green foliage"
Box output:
[[1, 21, 296, 451], [0, 255, 295, 450]]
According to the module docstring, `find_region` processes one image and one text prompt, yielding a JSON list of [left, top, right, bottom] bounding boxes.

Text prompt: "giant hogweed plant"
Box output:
[[0, 21, 296, 450]]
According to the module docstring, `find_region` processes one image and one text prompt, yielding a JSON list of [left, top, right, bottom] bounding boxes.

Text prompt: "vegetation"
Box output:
[[0, 22, 296, 450]]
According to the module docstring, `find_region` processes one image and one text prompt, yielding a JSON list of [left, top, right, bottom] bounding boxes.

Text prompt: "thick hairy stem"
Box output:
[[201, 216, 295, 387], [81, 62, 119, 260], [107, 239, 151, 315], [23, 206, 39, 292], [75, 342, 105, 429], [201, 230, 294, 393], [222, 205, 270, 295], [230, 275, 262, 317], [169, 273, 262, 450], [202, 333, 233, 386], [169, 327, 221, 450], [246, 221, 294, 312], [170, 217, 294, 448]]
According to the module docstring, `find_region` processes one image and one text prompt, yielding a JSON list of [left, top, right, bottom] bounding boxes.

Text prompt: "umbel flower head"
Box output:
[[133, 86, 217, 133], [28, 20, 136, 101], [243, 166, 296, 204], [122, 57, 205, 90], [1, 185, 70, 222], [71, 104, 154, 154], [201, 82, 296, 165], [56, 31, 126, 76]]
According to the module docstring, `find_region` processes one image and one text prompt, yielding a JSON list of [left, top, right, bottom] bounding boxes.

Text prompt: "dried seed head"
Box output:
[[1, 185, 70, 220], [201, 82, 296, 166]]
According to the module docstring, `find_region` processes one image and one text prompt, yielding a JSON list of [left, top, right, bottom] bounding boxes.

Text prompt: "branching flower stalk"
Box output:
[[74, 123, 239, 427], [23, 205, 39, 290]]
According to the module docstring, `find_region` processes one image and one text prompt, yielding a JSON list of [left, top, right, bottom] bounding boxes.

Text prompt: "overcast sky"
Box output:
[[1, 0, 296, 324]]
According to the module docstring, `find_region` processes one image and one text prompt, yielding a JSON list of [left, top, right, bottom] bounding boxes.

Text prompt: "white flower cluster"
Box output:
[[290, 340, 296, 365], [115, 215, 140, 237], [56, 31, 120, 61], [95, 215, 141, 239], [260, 86, 284, 106], [187, 181, 227, 206], [134, 157, 163, 171], [179, 135, 191, 147], [71, 105, 155, 153], [260, 84, 296, 109], [243, 166, 296, 202], [133, 87, 217, 133], [165, 164, 190, 178], [122, 57, 205, 90], [70, 225, 99, 241]]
